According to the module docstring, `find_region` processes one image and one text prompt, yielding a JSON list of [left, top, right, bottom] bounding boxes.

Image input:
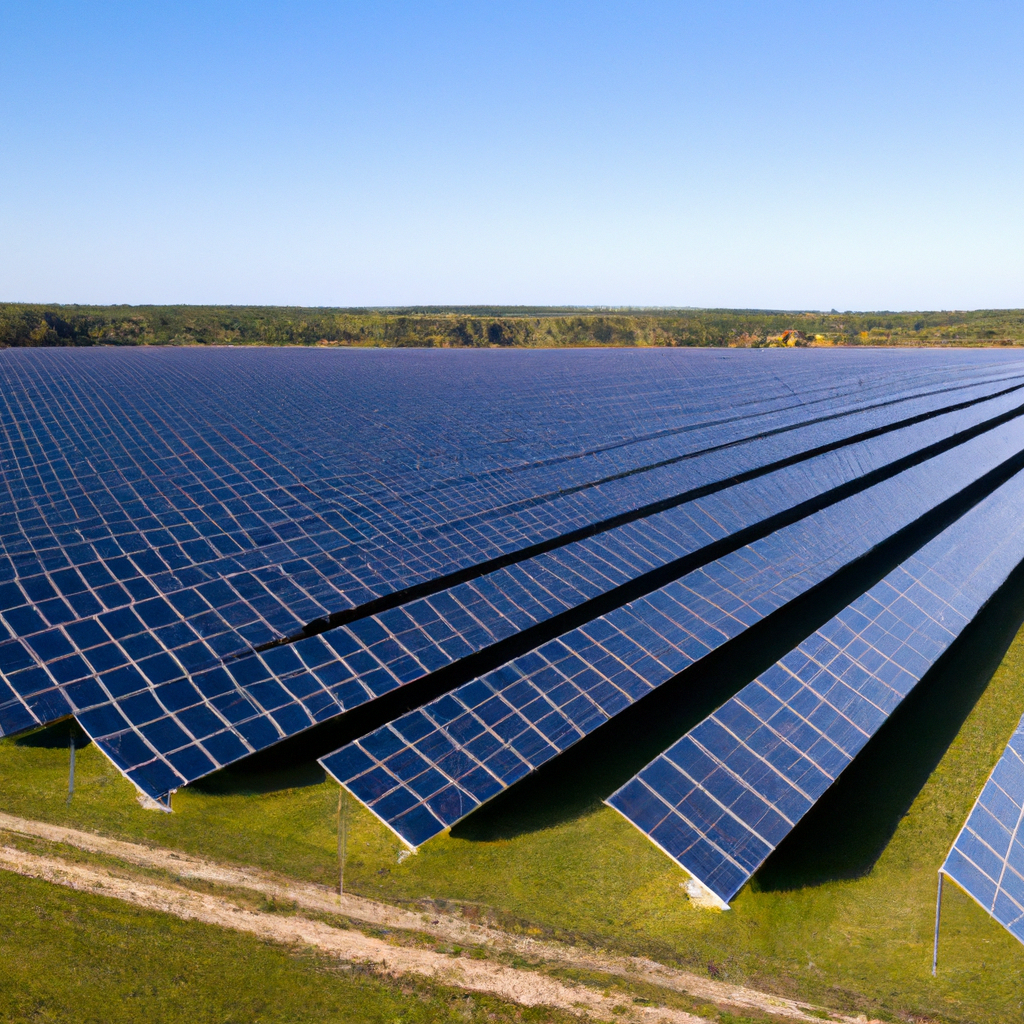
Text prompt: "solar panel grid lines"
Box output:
[[941, 714, 1024, 944], [114, 347, 1008, 483], [5, 349, 1024, 803], [4, 348, 868, 503], [2, 356, 1015, 716], [4, 354, 1019, 581], [377, 371, 1024, 548], [0, 350, 815, 761], [10, 383, 1024, 798], [9, 352, 1024, 573], [190, 364, 1015, 589], [8, 360, 1024, 679], [357, 358, 1020, 500], [608, 469, 1024, 904], [292, 374, 1024, 647], [4, 354, 1019, 663], [318, 418, 1024, 847]]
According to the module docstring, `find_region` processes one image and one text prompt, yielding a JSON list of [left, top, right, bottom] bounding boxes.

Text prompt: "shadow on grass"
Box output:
[[451, 587, 844, 844], [455, 545, 1024, 871], [14, 718, 91, 749], [753, 555, 1024, 891], [189, 761, 326, 797]]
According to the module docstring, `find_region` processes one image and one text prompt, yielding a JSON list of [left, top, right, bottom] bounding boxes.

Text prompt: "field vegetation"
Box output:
[[1, 868, 583, 1024], [3, 304, 1024, 349]]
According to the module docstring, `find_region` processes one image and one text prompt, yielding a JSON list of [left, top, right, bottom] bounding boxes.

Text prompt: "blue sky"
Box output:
[[1, 1, 1022, 309]]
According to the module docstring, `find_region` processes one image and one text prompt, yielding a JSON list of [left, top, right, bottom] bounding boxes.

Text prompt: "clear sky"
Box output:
[[1, 1, 1022, 310]]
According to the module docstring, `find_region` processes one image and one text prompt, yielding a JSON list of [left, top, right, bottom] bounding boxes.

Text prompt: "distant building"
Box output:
[[766, 329, 808, 347]]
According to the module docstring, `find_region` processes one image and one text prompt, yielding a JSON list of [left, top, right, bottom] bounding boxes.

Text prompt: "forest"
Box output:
[[3, 303, 1024, 348]]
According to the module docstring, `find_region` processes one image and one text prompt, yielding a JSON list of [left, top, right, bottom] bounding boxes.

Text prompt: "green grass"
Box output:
[[0, 870, 582, 1024], [5, 587, 1024, 1023]]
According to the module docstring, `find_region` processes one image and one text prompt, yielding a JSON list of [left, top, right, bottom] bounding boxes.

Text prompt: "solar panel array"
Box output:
[[39, 381, 1024, 798], [605, 471, 1024, 903], [3, 345, 1024, 877]]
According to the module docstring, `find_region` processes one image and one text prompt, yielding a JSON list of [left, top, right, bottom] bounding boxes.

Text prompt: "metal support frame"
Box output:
[[66, 730, 75, 805], [932, 871, 944, 976], [338, 788, 349, 896]]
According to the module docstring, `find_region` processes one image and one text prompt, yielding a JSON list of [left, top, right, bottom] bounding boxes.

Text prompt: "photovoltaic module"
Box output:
[[3, 344, 1024, 931]]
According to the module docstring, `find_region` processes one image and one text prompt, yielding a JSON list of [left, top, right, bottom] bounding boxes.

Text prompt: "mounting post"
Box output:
[[67, 730, 75, 805], [338, 788, 349, 896], [932, 871, 944, 976]]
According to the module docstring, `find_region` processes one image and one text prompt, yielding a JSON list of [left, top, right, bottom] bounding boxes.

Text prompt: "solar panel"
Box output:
[[940, 713, 1024, 944], [319, 418, 1024, 847], [607, 470, 1024, 905]]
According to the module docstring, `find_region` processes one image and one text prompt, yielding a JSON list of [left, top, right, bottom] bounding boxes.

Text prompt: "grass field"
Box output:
[[0, 869, 586, 1024], [4, 577, 1024, 1023]]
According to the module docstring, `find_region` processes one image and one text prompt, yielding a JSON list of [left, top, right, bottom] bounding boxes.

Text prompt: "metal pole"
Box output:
[[66, 730, 75, 804], [932, 872, 944, 977], [338, 788, 349, 896]]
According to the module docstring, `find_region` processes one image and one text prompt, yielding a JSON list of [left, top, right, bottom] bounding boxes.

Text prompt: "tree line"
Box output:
[[2, 303, 1023, 349]]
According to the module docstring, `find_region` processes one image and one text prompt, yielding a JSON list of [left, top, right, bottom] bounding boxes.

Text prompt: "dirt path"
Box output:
[[0, 812, 875, 1024], [0, 843, 708, 1023]]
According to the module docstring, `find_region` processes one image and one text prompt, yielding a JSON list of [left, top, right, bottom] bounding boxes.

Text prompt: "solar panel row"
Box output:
[[607, 469, 1024, 904], [320, 418, 1024, 847], [8, 347, 943, 556], [13, 352, 938, 702], [8, 353, 1020, 652], [941, 714, 1024, 943]]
